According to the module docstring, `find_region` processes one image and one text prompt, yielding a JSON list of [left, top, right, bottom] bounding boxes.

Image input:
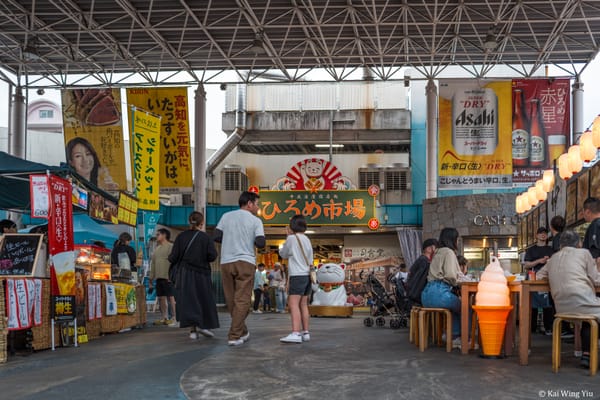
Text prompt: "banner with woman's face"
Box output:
[[61, 88, 127, 191]]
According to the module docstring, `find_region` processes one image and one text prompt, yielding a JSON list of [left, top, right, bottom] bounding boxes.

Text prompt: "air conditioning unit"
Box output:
[[220, 165, 249, 205], [384, 167, 411, 204]]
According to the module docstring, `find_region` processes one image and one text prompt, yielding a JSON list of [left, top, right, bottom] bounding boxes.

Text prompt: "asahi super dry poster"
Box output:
[[126, 87, 193, 192], [61, 88, 126, 191], [438, 80, 513, 190]]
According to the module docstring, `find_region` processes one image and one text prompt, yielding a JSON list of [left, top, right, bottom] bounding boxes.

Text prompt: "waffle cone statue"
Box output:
[[473, 256, 513, 357]]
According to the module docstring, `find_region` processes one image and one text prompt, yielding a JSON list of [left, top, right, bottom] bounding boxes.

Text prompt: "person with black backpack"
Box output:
[[406, 238, 439, 306]]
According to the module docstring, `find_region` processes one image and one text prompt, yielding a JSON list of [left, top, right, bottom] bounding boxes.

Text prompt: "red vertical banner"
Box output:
[[48, 175, 74, 255], [48, 175, 76, 297], [512, 79, 571, 185]]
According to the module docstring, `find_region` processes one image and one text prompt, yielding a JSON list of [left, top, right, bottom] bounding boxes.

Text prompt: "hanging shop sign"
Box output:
[[259, 190, 376, 226], [118, 191, 139, 226], [126, 87, 192, 192], [30, 174, 49, 218]]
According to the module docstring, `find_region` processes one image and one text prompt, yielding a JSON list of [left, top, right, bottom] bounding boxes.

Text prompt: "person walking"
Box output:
[[252, 263, 266, 314], [524, 227, 554, 335], [149, 228, 177, 326], [214, 191, 265, 346], [278, 215, 313, 344], [169, 211, 219, 339]]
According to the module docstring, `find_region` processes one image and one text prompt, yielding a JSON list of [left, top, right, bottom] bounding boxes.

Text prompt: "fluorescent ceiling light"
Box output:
[[350, 229, 363, 234], [315, 144, 344, 148]]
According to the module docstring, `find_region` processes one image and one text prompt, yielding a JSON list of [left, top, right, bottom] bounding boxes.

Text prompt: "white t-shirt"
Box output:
[[279, 233, 313, 276], [216, 209, 264, 265]]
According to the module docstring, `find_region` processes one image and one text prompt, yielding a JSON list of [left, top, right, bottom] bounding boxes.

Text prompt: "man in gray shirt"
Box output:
[[214, 191, 265, 346]]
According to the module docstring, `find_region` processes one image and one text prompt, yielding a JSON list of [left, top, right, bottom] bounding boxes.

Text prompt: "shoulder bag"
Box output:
[[295, 233, 316, 284], [169, 231, 200, 286]]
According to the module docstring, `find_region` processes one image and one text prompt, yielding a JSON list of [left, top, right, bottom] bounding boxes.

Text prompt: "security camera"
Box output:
[[36, 88, 45, 95], [220, 83, 227, 91]]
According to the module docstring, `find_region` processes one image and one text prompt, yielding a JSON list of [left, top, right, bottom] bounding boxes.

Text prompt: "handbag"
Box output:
[[295, 233, 316, 284], [169, 231, 200, 285]]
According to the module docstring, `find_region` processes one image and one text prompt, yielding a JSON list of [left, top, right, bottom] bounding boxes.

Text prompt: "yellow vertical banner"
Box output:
[[438, 80, 513, 189], [61, 88, 127, 191], [131, 108, 161, 210], [126, 87, 193, 192]]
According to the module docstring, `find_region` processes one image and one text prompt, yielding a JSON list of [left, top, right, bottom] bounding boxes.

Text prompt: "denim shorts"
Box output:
[[288, 275, 311, 296]]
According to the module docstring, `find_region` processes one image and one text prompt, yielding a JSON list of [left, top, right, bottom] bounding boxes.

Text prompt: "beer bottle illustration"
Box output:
[[512, 89, 529, 167], [529, 99, 545, 167]]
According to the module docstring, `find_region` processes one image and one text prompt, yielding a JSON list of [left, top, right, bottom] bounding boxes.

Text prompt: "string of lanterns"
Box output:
[[515, 115, 600, 214]]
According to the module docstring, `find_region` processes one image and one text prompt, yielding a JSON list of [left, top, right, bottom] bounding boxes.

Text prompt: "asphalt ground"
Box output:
[[1, 310, 600, 400]]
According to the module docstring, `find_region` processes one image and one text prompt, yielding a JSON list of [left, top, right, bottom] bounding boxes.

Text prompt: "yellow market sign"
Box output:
[[259, 190, 376, 226]]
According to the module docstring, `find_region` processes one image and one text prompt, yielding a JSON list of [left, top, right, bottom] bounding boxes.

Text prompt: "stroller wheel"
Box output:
[[400, 317, 408, 328], [390, 318, 401, 329], [363, 317, 374, 327], [375, 316, 386, 327]]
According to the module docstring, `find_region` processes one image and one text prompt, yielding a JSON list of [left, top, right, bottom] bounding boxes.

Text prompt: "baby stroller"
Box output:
[[361, 270, 410, 329]]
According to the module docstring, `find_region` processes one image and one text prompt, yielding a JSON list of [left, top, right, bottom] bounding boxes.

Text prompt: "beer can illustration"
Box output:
[[452, 88, 498, 156]]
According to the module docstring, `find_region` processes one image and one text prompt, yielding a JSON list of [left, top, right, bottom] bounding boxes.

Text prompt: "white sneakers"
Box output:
[[252, 310, 263, 314], [302, 332, 310, 342], [168, 321, 180, 328], [198, 329, 214, 338], [452, 337, 462, 350], [228, 331, 250, 346], [190, 328, 214, 339], [280, 332, 302, 344]]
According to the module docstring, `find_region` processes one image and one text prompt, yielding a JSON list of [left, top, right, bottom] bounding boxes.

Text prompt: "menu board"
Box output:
[[0, 234, 44, 276], [118, 192, 139, 226]]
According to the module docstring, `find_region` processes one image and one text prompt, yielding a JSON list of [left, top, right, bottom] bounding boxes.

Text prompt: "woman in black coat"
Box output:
[[168, 211, 219, 339]]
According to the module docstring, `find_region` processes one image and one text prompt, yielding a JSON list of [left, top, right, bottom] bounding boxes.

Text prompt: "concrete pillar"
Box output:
[[9, 86, 26, 158], [572, 79, 584, 143], [425, 79, 438, 199], [194, 84, 207, 217]]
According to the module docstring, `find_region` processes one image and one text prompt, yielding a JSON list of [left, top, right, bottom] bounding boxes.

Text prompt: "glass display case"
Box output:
[[75, 244, 111, 281]]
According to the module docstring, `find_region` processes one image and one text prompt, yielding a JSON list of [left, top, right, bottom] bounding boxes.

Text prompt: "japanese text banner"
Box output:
[[131, 108, 161, 210], [259, 190, 375, 226], [126, 87, 192, 192], [438, 80, 512, 190]]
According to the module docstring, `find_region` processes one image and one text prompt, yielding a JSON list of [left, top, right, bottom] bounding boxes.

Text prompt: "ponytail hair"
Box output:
[[115, 232, 132, 247]]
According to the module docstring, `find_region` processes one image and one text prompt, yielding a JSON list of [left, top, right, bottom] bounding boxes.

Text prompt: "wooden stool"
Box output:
[[409, 306, 421, 346], [418, 307, 453, 352], [552, 313, 598, 376]]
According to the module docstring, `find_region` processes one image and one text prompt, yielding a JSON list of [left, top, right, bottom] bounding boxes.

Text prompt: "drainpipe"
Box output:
[[194, 84, 207, 215], [206, 84, 247, 176], [425, 79, 438, 199]]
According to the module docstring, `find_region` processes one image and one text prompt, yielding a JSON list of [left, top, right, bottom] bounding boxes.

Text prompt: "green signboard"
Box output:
[[259, 190, 376, 226]]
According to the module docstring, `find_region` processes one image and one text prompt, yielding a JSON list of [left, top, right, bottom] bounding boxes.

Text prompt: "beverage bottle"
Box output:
[[529, 99, 545, 167], [512, 89, 529, 167]]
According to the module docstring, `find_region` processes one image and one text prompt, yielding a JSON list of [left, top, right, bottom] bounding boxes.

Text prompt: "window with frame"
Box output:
[[39, 109, 54, 119]]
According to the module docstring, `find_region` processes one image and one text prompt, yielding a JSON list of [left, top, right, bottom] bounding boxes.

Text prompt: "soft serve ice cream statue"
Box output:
[[475, 256, 510, 306]]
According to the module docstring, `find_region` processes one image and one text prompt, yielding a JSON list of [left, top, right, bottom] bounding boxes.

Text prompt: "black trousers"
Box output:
[[253, 288, 262, 311]]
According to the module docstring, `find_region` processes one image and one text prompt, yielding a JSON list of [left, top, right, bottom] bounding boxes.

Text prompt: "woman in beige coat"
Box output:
[[537, 230, 600, 368]]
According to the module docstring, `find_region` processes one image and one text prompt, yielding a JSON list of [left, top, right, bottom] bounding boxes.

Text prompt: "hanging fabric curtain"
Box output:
[[396, 228, 422, 268]]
